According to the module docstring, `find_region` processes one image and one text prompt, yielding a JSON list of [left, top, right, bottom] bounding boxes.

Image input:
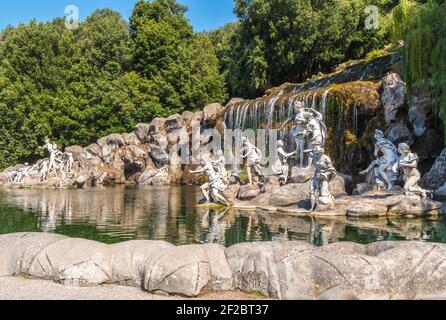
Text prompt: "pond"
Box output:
[[1, 186, 446, 247]]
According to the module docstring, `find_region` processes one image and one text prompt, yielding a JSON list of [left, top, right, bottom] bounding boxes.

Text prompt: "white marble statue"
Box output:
[[39, 160, 49, 183], [241, 137, 264, 185], [211, 150, 229, 184], [189, 155, 230, 206], [282, 102, 327, 168], [360, 129, 399, 191], [395, 143, 432, 199], [308, 147, 337, 211], [272, 140, 296, 185], [41, 139, 62, 178]]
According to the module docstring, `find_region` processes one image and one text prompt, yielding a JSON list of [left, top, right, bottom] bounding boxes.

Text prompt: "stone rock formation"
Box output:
[[3, 232, 446, 300]]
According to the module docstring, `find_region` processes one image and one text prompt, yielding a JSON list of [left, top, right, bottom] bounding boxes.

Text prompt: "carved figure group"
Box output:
[[308, 147, 337, 211], [7, 139, 75, 185], [360, 129, 399, 191], [189, 154, 230, 206], [282, 102, 328, 168]]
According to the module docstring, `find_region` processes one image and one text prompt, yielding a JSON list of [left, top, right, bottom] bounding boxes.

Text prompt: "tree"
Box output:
[[129, 0, 227, 112], [222, 0, 398, 98]]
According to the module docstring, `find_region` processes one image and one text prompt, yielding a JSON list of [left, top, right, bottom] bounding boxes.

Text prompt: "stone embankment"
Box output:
[[2, 232, 446, 300]]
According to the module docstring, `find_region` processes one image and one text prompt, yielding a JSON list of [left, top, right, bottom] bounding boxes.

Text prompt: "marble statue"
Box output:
[[360, 129, 399, 191], [272, 140, 296, 185], [282, 102, 327, 168], [308, 147, 337, 211], [39, 160, 49, 183], [241, 137, 264, 185], [189, 155, 230, 206], [211, 150, 229, 184], [395, 143, 432, 199], [41, 139, 63, 178]]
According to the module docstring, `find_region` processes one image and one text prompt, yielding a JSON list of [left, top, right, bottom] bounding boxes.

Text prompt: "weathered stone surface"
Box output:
[[181, 111, 194, 124], [228, 241, 446, 300], [238, 185, 262, 201], [290, 167, 313, 183], [150, 146, 170, 169], [0, 233, 67, 277], [435, 182, 446, 201], [381, 73, 406, 124], [388, 123, 414, 146], [110, 241, 174, 287], [64, 146, 85, 161], [226, 98, 245, 107], [143, 244, 233, 296], [149, 118, 166, 135], [347, 202, 388, 217], [226, 241, 315, 299], [421, 148, 446, 190], [386, 195, 442, 216]]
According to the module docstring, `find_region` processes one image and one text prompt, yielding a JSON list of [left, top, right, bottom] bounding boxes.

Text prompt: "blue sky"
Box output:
[[0, 0, 237, 31]]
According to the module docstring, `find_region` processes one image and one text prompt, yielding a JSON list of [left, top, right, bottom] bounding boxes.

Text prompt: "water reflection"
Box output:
[[0, 186, 445, 247]]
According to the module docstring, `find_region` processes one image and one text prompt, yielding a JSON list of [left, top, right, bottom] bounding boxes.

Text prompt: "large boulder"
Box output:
[[203, 103, 224, 126], [143, 244, 233, 296], [290, 167, 313, 184], [150, 146, 170, 169], [226, 98, 245, 107], [409, 96, 432, 137], [97, 134, 125, 163], [110, 241, 174, 287], [421, 148, 446, 190], [164, 114, 184, 133], [134, 123, 151, 143], [388, 123, 414, 146], [149, 118, 166, 136], [227, 241, 446, 300], [64, 146, 85, 162], [122, 133, 141, 146], [381, 73, 406, 124]]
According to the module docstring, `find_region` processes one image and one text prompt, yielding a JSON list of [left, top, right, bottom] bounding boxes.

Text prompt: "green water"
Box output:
[[1, 186, 446, 247]]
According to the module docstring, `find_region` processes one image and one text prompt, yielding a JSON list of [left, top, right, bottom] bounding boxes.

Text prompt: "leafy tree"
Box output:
[[222, 0, 398, 97], [130, 0, 227, 112]]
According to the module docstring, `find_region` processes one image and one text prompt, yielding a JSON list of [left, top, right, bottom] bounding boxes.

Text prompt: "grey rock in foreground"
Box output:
[[2, 232, 446, 300]]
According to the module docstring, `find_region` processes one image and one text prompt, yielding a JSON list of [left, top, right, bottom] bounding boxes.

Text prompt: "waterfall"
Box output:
[[320, 89, 331, 120], [266, 96, 280, 128]]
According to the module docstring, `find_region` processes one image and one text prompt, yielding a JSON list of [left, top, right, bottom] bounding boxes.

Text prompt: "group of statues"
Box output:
[[360, 129, 432, 199], [190, 103, 337, 210], [190, 103, 431, 209], [7, 139, 75, 185]]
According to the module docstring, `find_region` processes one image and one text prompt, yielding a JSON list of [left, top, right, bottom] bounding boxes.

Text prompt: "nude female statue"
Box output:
[[395, 143, 432, 199], [272, 140, 296, 185], [360, 129, 399, 191], [241, 137, 264, 185]]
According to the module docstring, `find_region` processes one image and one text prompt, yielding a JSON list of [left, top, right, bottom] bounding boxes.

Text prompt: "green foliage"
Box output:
[[0, 1, 226, 169], [215, 0, 398, 98], [130, 0, 227, 112], [391, 0, 446, 134]]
